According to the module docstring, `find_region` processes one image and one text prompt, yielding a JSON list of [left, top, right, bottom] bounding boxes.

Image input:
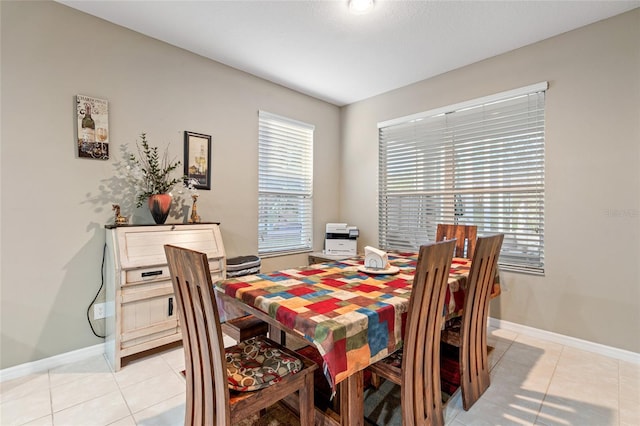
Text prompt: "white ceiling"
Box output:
[[57, 0, 639, 106]]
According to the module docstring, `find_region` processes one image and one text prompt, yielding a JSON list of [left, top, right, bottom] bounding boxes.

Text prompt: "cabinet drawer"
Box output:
[[125, 259, 225, 285], [125, 265, 171, 285], [121, 271, 224, 305], [121, 280, 173, 304], [209, 264, 225, 282], [208, 258, 224, 275]]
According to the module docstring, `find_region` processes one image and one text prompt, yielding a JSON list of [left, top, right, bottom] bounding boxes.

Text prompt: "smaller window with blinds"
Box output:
[[378, 82, 547, 275], [258, 111, 314, 256]]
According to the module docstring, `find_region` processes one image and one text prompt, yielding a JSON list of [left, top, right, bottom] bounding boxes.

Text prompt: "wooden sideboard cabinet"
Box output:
[[104, 223, 226, 370]]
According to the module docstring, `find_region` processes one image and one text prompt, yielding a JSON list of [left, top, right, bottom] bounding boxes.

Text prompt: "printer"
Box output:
[[325, 223, 359, 255]]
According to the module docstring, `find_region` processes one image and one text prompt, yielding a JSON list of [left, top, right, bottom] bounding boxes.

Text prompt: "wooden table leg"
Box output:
[[339, 370, 364, 426]]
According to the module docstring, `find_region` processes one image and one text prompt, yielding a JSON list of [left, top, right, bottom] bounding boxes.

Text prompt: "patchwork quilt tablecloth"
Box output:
[[215, 252, 492, 389]]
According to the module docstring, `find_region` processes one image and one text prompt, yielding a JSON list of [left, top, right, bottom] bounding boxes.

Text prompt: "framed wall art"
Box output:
[[76, 94, 109, 160], [184, 131, 211, 190]]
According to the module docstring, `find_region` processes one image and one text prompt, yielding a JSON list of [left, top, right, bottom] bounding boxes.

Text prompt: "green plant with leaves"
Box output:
[[127, 133, 184, 208]]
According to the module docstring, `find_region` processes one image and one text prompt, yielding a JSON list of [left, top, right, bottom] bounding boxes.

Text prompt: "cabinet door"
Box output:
[[120, 281, 178, 349]]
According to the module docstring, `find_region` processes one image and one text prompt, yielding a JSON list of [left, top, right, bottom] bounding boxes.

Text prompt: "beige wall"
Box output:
[[341, 9, 640, 353], [0, 1, 341, 369]]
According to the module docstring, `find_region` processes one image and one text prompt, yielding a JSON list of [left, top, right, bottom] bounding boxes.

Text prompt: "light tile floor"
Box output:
[[1, 327, 638, 426]]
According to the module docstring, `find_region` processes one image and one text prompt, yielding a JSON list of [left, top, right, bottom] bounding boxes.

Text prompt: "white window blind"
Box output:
[[378, 83, 547, 275], [258, 111, 314, 256]]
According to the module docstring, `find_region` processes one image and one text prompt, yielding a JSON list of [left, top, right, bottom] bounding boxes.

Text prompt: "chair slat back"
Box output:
[[436, 224, 478, 258], [401, 239, 456, 426], [164, 244, 230, 426], [458, 233, 504, 409]]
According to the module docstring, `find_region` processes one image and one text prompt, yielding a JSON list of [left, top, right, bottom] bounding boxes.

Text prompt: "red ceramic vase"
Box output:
[[148, 193, 172, 224]]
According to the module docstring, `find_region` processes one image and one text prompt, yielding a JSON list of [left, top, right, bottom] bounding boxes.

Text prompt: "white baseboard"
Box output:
[[489, 317, 640, 364], [0, 334, 235, 383], [2, 320, 638, 383], [0, 343, 106, 383]]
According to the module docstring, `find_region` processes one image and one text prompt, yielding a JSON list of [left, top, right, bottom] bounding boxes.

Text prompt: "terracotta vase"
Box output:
[[148, 193, 172, 224]]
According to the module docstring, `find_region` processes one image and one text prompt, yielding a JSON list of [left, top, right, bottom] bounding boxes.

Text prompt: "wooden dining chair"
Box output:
[[368, 239, 456, 426], [436, 224, 478, 259], [440, 233, 504, 410], [163, 244, 318, 426]]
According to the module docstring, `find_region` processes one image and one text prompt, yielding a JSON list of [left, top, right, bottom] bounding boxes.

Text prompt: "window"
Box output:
[[378, 82, 547, 275], [258, 111, 314, 256]]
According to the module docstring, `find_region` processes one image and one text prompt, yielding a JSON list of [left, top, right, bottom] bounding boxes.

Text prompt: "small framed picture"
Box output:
[[76, 94, 109, 160], [184, 131, 211, 190]]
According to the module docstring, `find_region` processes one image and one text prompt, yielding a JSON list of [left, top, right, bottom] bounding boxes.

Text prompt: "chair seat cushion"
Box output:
[[225, 336, 303, 392], [379, 349, 403, 369]]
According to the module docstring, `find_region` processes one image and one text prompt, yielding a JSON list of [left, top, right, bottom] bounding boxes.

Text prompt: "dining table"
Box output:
[[214, 251, 499, 426]]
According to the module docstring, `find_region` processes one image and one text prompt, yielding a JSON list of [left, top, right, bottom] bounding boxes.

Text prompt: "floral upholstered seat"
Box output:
[[226, 336, 303, 392]]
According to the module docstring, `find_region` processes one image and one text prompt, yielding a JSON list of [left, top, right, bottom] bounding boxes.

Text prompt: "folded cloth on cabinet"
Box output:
[[226, 255, 261, 277]]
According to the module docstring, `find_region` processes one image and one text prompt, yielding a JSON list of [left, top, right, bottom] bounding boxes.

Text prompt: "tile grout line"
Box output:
[[101, 352, 137, 426], [532, 343, 565, 426], [46, 367, 54, 426], [114, 352, 187, 424]]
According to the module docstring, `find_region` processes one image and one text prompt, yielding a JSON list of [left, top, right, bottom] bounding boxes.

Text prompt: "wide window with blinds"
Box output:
[[378, 82, 547, 274], [258, 111, 314, 256]]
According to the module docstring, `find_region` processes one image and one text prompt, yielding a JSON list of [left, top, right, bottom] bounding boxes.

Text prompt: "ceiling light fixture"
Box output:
[[348, 0, 375, 15]]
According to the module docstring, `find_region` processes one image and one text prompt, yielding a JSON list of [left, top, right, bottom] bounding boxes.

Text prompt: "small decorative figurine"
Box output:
[[188, 194, 201, 223], [112, 204, 129, 226]]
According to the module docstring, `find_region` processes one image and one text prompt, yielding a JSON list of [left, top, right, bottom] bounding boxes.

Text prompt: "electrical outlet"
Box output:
[[94, 303, 106, 320]]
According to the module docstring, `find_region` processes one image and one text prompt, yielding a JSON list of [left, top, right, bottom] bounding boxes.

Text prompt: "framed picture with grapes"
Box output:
[[76, 94, 109, 160]]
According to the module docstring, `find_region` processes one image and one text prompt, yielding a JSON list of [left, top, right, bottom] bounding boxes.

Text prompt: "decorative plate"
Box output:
[[357, 265, 400, 275]]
